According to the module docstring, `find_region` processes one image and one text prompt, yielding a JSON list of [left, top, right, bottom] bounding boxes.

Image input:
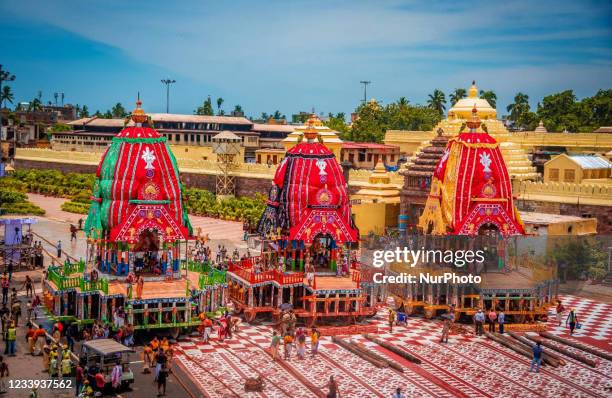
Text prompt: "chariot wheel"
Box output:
[[244, 310, 256, 323], [424, 308, 435, 319], [170, 327, 180, 340], [406, 303, 415, 315], [305, 315, 317, 328]]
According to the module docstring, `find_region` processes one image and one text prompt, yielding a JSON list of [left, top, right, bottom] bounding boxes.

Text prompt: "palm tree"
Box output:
[[28, 98, 42, 112], [216, 97, 224, 115], [111, 103, 126, 118], [506, 92, 530, 121], [233, 104, 243, 113], [1, 86, 14, 108], [398, 97, 409, 107], [80, 105, 90, 118], [479, 90, 497, 108], [449, 88, 466, 106], [427, 89, 446, 116], [272, 110, 283, 120]]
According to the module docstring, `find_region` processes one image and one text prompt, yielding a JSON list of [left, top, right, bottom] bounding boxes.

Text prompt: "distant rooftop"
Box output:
[[520, 212, 594, 225], [251, 123, 295, 133], [567, 155, 611, 169], [67, 113, 253, 127], [342, 142, 399, 151], [593, 126, 612, 133]]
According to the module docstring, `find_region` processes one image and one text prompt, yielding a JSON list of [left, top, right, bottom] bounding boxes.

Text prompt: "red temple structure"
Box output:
[[40, 100, 227, 333], [85, 99, 192, 275], [419, 105, 525, 236], [226, 115, 382, 327]]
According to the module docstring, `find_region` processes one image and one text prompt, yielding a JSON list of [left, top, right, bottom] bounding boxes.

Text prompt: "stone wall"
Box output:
[[15, 158, 98, 174], [15, 158, 272, 197], [516, 199, 612, 234]]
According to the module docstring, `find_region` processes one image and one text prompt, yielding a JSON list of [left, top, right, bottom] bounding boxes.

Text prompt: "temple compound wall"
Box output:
[[514, 180, 612, 234]]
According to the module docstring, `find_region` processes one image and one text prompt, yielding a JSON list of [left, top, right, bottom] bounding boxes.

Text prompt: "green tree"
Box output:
[[1, 86, 14, 108], [233, 104, 243, 115], [547, 236, 607, 281], [195, 96, 214, 115], [260, 112, 270, 121], [324, 112, 349, 136], [537, 90, 582, 132], [103, 110, 113, 119], [479, 90, 497, 108], [272, 110, 285, 120], [28, 98, 42, 112], [506, 92, 530, 123], [80, 105, 90, 118], [427, 89, 446, 117], [216, 97, 224, 115], [111, 102, 126, 118], [579, 89, 612, 131], [348, 100, 386, 142], [449, 88, 466, 106]]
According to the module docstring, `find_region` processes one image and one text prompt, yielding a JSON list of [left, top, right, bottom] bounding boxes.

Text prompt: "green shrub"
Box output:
[[61, 201, 90, 214], [0, 201, 45, 215], [0, 187, 27, 204]]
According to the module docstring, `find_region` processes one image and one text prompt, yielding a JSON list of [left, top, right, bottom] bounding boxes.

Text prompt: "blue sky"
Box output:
[[1, 0, 611, 118]]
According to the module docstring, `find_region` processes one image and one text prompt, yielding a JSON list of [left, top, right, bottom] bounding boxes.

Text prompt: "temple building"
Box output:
[[399, 128, 450, 231], [282, 114, 343, 159], [351, 160, 401, 235], [434, 81, 538, 180], [419, 106, 525, 236]]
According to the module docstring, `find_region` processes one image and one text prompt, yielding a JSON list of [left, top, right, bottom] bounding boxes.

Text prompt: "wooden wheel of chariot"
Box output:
[[244, 310, 256, 323], [305, 314, 317, 328], [424, 308, 435, 319], [405, 303, 415, 315]]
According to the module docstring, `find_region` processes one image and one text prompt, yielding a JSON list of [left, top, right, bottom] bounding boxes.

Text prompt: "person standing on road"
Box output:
[[529, 342, 543, 373], [1, 274, 8, 305], [498, 310, 505, 334], [487, 308, 497, 333], [6, 264, 13, 283], [566, 309, 579, 335], [157, 363, 168, 397], [270, 331, 280, 361], [11, 300, 21, 327], [75, 360, 84, 396], [70, 225, 77, 242], [326, 375, 338, 398], [6, 322, 16, 356], [556, 301, 565, 326], [311, 327, 320, 357], [56, 241, 62, 259], [392, 387, 406, 398], [0, 355, 9, 394], [474, 309, 485, 336], [111, 360, 123, 392]]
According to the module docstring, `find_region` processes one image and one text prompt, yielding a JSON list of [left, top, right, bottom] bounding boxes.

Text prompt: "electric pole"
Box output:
[[360, 80, 371, 104], [161, 79, 176, 113]]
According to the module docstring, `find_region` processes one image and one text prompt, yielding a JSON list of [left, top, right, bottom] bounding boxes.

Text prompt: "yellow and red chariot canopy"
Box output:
[[420, 107, 525, 236]]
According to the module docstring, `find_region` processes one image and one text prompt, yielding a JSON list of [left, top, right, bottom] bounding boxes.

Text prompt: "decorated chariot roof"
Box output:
[[419, 105, 525, 236], [258, 115, 358, 244], [84, 100, 192, 243]]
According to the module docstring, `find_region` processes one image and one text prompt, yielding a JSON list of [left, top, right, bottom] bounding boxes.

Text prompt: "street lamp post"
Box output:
[[0, 65, 16, 177], [161, 79, 176, 113], [360, 80, 371, 104]]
